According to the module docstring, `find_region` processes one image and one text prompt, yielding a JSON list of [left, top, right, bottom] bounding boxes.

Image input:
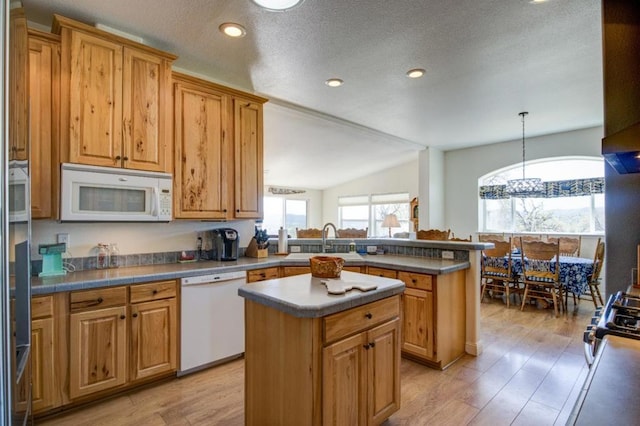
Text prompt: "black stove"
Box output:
[[584, 291, 640, 365]]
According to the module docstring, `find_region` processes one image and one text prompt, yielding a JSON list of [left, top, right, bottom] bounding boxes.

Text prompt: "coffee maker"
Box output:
[[211, 228, 239, 261]]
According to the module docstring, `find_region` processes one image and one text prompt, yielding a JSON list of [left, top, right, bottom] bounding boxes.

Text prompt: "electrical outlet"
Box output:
[[290, 245, 301, 253], [57, 233, 70, 247], [442, 250, 454, 260]]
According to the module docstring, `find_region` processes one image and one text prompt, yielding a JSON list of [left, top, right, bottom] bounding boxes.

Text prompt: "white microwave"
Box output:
[[60, 163, 172, 222]]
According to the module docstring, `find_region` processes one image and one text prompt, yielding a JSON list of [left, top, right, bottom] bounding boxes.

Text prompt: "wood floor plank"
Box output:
[[37, 303, 592, 426]]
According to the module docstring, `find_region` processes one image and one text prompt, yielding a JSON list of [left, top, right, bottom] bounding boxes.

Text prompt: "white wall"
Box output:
[[444, 126, 604, 237], [31, 220, 256, 259], [322, 158, 419, 227]]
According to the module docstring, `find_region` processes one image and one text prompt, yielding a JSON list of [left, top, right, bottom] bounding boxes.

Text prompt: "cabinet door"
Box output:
[[31, 317, 57, 412], [29, 33, 59, 219], [130, 298, 177, 381], [9, 8, 29, 161], [367, 267, 397, 279], [402, 287, 434, 359], [68, 30, 123, 167], [174, 81, 230, 219], [233, 99, 263, 219], [366, 319, 400, 425], [69, 305, 127, 399], [122, 47, 171, 172], [323, 332, 367, 426]]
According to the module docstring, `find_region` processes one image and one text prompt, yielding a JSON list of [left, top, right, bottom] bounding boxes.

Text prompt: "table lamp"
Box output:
[[382, 214, 400, 237]]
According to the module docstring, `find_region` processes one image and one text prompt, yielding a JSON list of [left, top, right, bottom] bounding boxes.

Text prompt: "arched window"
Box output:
[[478, 156, 604, 233]]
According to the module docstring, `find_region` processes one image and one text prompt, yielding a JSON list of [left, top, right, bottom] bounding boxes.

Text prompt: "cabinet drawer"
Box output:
[[282, 266, 310, 277], [324, 296, 400, 344], [31, 295, 53, 319], [247, 267, 279, 283], [70, 286, 127, 312], [398, 271, 433, 291], [343, 266, 363, 273], [130, 280, 177, 303], [367, 267, 397, 279]]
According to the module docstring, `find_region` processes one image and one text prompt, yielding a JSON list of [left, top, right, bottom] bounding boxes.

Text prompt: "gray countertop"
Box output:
[[31, 254, 469, 295], [569, 335, 640, 425], [238, 271, 405, 318]]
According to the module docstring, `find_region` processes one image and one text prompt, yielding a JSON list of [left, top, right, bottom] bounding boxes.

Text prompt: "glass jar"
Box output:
[[96, 244, 109, 269], [109, 243, 120, 268]]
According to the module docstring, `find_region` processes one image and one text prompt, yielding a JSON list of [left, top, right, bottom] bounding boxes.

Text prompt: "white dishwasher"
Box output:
[[179, 270, 246, 376]]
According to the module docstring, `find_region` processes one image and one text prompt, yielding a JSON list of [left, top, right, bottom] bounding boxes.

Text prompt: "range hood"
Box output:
[[602, 121, 640, 174]]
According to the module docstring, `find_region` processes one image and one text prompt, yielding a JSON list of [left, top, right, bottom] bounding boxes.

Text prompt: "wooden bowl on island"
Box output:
[[309, 256, 345, 278]]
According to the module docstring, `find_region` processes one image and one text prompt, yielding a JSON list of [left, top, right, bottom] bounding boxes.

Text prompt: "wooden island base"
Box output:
[[244, 294, 402, 426]]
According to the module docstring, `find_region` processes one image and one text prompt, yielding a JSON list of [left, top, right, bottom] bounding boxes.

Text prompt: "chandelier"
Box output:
[[506, 112, 545, 197]]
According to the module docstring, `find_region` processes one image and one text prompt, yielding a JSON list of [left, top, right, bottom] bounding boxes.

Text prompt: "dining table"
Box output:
[[507, 254, 594, 297]]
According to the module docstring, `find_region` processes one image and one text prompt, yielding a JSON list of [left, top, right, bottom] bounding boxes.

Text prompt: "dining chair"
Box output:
[[520, 238, 564, 317], [417, 229, 451, 241], [558, 236, 581, 257], [295, 228, 325, 238], [450, 233, 472, 242], [512, 234, 542, 251], [478, 233, 505, 242], [584, 238, 605, 308], [336, 227, 368, 238], [481, 238, 519, 308]]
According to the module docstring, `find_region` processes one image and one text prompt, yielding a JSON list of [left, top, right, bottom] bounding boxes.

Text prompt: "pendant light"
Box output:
[[506, 112, 545, 197]]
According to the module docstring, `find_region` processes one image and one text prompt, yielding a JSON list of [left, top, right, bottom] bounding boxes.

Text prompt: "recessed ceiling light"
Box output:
[[219, 23, 246, 38], [325, 78, 344, 87], [529, 0, 548, 3], [406, 68, 426, 78], [251, 0, 305, 11]]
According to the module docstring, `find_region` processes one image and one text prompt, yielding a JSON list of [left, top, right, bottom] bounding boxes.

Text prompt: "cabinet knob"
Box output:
[[363, 343, 370, 350], [123, 156, 129, 161], [223, 209, 228, 213], [120, 315, 125, 320], [412, 279, 417, 283], [236, 209, 240, 213], [152, 289, 158, 295], [369, 341, 376, 348], [97, 297, 103, 303], [365, 312, 372, 319], [132, 313, 138, 318], [115, 155, 121, 161]]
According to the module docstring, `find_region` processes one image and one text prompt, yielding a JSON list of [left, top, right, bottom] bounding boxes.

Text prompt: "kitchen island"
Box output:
[[238, 271, 405, 426]]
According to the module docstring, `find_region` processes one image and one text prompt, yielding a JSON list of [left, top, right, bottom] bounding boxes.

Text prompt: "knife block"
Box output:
[[246, 238, 268, 258]]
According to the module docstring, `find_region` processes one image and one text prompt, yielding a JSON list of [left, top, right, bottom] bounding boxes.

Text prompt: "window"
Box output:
[[338, 193, 410, 237], [261, 196, 308, 237], [479, 157, 604, 233]]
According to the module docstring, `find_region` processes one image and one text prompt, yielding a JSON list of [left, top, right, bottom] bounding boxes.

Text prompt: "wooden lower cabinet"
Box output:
[[282, 266, 310, 277], [69, 305, 128, 399], [64, 281, 178, 405], [30, 316, 57, 412], [366, 267, 466, 370], [247, 267, 280, 283], [245, 295, 401, 426], [323, 318, 400, 426], [130, 298, 177, 381]]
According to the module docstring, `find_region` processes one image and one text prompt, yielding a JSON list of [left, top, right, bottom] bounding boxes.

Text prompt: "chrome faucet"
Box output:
[[322, 222, 338, 253]]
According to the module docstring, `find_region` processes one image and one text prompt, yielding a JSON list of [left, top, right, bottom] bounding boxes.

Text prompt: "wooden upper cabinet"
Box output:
[[54, 14, 175, 172], [173, 76, 230, 219], [122, 47, 172, 172], [233, 98, 264, 219], [29, 30, 61, 219], [9, 8, 29, 162], [172, 73, 267, 220]]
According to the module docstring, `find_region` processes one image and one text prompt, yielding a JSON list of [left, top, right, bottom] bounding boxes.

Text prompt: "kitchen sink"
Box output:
[[284, 252, 363, 261]]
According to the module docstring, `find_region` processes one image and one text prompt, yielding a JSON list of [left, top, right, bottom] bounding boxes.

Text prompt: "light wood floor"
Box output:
[[37, 298, 593, 426]]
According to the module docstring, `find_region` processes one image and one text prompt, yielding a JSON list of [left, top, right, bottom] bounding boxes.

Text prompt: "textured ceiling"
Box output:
[[22, 0, 603, 189]]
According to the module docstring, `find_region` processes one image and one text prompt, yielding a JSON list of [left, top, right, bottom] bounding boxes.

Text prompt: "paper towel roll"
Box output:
[[278, 227, 288, 253]]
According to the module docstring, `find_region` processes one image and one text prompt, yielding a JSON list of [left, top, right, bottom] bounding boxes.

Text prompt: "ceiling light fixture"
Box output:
[[325, 78, 344, 87], [506, 112, 545, 197], [251, 0, 305, 11], [219, 23, 246, 38], [406, 68, 426, 78]]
